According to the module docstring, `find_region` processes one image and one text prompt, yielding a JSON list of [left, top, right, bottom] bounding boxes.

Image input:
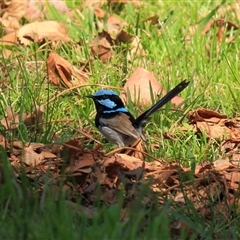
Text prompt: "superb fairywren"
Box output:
[[87, 80, 189, 147]]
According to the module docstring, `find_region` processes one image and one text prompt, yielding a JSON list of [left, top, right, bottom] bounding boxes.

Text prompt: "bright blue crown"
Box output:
[[93, 89, 118, 97]]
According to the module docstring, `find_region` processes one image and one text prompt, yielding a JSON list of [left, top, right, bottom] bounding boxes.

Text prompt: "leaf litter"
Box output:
[[2, 112, 240, 236], [0, 0, 240, 237]]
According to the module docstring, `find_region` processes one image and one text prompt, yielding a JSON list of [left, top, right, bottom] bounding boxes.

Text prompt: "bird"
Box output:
[[87, 80, 189, 147]]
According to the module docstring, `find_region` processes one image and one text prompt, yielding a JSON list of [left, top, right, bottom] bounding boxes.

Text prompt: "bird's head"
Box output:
[[87, 89, 128, 114]]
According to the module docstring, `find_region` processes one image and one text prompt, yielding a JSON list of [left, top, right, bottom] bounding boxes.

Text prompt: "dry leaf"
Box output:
[[121, 67, 185, 106], [220, 138, 240, 161], [196, 121, 231, 139], [0, 0, 28, 33], [213, 159, 231, 171], [224, 172, 240, 183], [106, 14, 127, 36], [47, 52, 88, 87], [103, 154, 144, 171], [25, 0, 69, 21], [91, 32, 113, 62], [17, 21, 71, 46], [126, 36, 147, 61], [108, 0, 142, 7], [0, 31, 18, 57], [21, 145, 44, 165], [142, 15, 160, 25], [185, 11, 239, 49], [84, 0, 107, 7], [25, 0, 45, 20], [45, 0, 69, 13], [217, 2, 240, 21], [0, 16, 20, 33], [24, 105, 44, 133], [0, 106, 20, 130], [65, 157, 94, 174], [115, 29, 134, 43], [202, 19, 238, 42], [187, 109, 227, 124], [187, 109, 240, 140], [94, 7, 106, 18], [41, 151, 57, 159], [2, 0, 28, 20]]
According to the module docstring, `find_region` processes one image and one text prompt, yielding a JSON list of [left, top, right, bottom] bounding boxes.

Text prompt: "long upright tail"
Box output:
[[134, 80, 189, 127]]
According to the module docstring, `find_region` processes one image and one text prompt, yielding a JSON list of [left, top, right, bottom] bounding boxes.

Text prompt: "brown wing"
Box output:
[[99, 112, 140, 139]]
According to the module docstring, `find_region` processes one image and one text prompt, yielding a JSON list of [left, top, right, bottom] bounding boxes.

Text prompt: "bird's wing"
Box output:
[[99, 112, 140, 139]]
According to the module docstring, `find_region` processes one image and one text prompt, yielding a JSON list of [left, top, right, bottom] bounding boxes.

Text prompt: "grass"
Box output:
[[0, 0, 240, 239]]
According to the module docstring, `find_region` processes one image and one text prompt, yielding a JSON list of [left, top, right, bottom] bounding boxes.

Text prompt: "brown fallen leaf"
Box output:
[[1, 0, 28, 20], [187, 108, 227, 124], [94, 7, 106, 18], [106, 14, 127, 35], [186, 18, 238, 41], [91, 31, 113, 62], [24, 105, 44, 133], [213, 159, 231, 171], [142, 15, 160, 25], [21, 145, 44, 166], [123, 163, 145, 181], [184, 3, 239, 54], [47, 52, 88, 88], [194, 162, 212, 174], [24, 0, 69, 21], [132, 139, 144, 160], [0, 16, 20, 34], [114, 30, 146, 61], [217, 2, 240, 21], [126, 36, 147, 61], [0, 106, 21, 130], [108, 0, 142, 7], [65, 158, 94, 175], [186, 108, 240, 140], [96, 13, 126, 35], [185, 14, 239, 57], [121, 67, 185, 106], [202, 19, 238, 43], [196, 121, 231, 139], [93, 9, 146, 61], [1, 105, 46, 133], [115, 29, 134, 43], [220, 138, 240, 162], [41, 151, 57, 159], [0, 31, 18, 57], [17, 21, 71, 46], [224, 172, 240, 183], [25, 0, 45, 20], [84, 0, 107, 7], [44, 0, 69, 14], [0, 0, 28, 33], [91, 162, 107, 184], [103, 154, 144, 171], [93, 10, 145, 61]]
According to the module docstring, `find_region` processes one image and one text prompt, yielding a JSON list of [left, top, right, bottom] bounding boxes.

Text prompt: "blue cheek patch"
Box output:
[[103, 107, 129, 113], [98, 99, 117, 109]]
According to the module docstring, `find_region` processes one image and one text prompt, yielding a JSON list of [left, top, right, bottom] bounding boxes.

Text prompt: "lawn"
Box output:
[[0, 0, 240, 239]]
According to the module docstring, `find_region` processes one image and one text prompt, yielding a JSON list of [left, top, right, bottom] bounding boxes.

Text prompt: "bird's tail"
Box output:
[[134, 80, 190, 127]]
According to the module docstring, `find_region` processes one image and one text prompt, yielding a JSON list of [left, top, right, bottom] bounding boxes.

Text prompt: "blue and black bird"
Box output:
[[87, 80, 189, 147]]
